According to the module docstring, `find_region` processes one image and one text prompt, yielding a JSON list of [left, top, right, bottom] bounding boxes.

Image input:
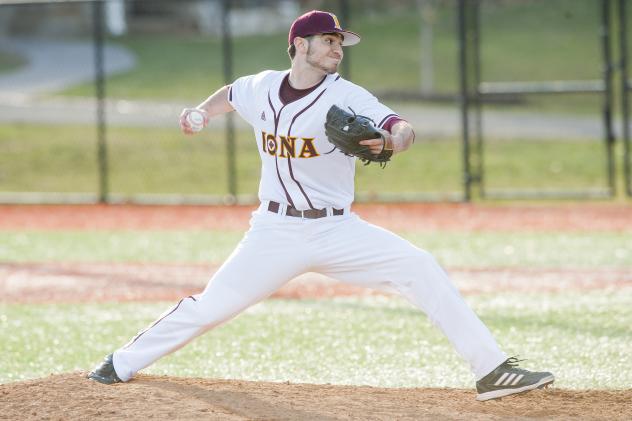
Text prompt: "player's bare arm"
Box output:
[[179, 85, 234, 135], [359, 120, 414, 155]]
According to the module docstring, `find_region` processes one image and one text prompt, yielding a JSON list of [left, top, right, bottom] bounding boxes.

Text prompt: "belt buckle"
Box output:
[[300, 209, 306, 220]]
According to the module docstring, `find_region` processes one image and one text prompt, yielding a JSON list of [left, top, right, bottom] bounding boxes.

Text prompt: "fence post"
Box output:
[[619, 0, 632, 197], [600, 0, 616, 195], [457, 0, 472, 201], [339, 0, 351, 80], [92, 0, 108, 203], [221, 0, 237, 202], [472, 0, 484, 198]]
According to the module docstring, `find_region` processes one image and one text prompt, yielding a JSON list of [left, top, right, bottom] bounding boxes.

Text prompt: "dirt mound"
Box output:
[[2, 373, 630, 420], [2, 203, 632, 232]]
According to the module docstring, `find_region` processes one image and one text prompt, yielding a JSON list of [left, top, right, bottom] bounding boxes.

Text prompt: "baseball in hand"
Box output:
[[187, 110, 205, 132]]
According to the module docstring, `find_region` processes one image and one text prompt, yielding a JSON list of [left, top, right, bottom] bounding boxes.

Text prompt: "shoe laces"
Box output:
[[503, 356, 530, 374]]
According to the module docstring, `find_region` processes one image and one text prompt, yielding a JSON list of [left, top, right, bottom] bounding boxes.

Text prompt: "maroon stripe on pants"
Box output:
[[123, 296, 194, 349]]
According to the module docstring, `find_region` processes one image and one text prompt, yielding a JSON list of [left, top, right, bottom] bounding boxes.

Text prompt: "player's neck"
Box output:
[[288, 63, 327, 90]]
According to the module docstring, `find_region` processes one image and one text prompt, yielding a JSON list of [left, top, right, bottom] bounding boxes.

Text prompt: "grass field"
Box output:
[[2, 0, 631, 397], [0, 230, 630, 268], [2, 2, 627, 201], [53, 0, 615, 115], [1, 220, 630, 388], [0, 123, 616, 196], [0, 50, 26, 73], [58, 1, 606, 97], [1, 291, 630, 388]]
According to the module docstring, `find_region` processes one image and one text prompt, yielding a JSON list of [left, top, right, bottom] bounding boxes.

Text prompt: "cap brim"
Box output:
[[338, 30, 361, 46], [298, 29, 361, 46]]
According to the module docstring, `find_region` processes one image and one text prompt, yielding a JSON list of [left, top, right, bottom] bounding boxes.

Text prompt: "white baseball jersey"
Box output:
[[228, 70, 399, 210]]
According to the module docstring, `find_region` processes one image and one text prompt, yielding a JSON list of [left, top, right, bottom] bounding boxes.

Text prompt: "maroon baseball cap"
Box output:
[[288, 10, 361, 47]]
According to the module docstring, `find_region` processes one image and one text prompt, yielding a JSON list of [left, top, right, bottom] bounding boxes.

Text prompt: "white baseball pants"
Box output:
[[113, 203, 506, 382]]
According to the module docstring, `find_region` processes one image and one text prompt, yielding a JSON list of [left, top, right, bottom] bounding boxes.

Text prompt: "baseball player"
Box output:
[[89, 10, 554, 401]]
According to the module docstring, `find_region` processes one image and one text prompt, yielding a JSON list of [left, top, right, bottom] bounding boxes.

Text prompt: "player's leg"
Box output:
[[314, 215, 505, 378], [315, 215, 553, 399], [100, 212, 308, 382]]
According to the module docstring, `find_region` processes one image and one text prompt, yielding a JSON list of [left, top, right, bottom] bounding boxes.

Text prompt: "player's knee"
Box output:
[[194, 295, 247, 329], [408, 249, 440, 271], [389, 250, 434, 286], [401, 249, 449, 284], [179, 296, 208, 327], [171, 295, 217, 329]]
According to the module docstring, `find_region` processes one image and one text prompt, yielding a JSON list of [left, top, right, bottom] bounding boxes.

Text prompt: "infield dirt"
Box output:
[[2, 202, 631, 232], [2, 373, 631, 421]]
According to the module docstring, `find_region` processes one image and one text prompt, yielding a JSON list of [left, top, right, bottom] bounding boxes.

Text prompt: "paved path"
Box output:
[[0, 37, 614, 140], [0, 38, 135, 95]]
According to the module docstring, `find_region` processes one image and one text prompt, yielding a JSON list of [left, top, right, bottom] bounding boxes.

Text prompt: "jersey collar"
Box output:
[[269, 70, 339, 111]]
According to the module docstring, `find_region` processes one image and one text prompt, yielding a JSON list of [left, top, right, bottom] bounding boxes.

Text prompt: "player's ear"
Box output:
[[294, 37, 309, 55]]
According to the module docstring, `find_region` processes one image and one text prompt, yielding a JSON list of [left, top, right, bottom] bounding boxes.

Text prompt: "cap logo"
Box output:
[[328, 13, 342, 30]]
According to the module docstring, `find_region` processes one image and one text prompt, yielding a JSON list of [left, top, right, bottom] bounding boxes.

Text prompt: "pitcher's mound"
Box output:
[[2, 373, 630, 420]]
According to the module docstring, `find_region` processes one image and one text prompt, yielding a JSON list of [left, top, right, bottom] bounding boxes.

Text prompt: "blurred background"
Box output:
[[1, 0, 631, 204]]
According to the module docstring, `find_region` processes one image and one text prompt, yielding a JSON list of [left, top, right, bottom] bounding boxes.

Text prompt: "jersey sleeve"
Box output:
[[228, 71, 275, 126], [227, 74, 256, 125], [343, 85, 400, 131]]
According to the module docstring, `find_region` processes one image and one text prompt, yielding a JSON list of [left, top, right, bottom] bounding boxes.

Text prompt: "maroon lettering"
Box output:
[[298, 138, 319, 158]]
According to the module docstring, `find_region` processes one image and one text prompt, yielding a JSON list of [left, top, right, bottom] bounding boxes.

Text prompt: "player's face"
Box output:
[[306, 33, 344, 74]]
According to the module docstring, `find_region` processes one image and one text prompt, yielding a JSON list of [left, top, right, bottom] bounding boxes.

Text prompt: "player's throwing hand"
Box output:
[[179, 108, 209, 135]]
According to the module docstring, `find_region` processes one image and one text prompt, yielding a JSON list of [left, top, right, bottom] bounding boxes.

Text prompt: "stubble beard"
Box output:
[[306, 47, 339, 75]]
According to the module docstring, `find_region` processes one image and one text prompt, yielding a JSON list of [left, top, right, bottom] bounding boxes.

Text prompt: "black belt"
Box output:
[[268, 201, 344, 219]]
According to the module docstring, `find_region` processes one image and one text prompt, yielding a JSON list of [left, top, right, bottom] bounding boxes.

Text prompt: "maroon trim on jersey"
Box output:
[[378, 113, 398, 129], [123, 296, 196, 349], [228, 84, 233, 101], [380, 116, 416, 142], [382, 116, 405, 132], [268, 92, 284, 133], [335, 75, 341, 81], [285, 88, 329, 210], [279, 73, 326, 105], [286, 158, 315, 209], [288, 89, 328, 133], [268, 91, 296, 208]]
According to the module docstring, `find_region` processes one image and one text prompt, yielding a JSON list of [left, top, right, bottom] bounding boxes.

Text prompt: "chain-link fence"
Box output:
[[0, 0, 630, 204]]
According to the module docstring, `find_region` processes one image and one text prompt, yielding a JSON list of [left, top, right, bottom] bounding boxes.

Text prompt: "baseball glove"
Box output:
[[324, 105, 393, 167]]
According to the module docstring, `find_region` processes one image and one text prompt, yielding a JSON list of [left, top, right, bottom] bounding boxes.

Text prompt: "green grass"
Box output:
[[58, 0, 624, 113], [0, 123, 616, 196], [0, 50, 27, 73], [1, 230, 630, 269], [3, 3, 626, 199], [2, 291, 631, 388]]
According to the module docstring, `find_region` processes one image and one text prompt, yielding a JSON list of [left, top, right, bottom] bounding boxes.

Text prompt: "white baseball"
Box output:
[[187, 110, 205, 132]]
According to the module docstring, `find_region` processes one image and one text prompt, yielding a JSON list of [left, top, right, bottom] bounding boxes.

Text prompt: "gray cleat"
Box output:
[[87, 353, 122, 385], [476, 357, 554, 401]]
